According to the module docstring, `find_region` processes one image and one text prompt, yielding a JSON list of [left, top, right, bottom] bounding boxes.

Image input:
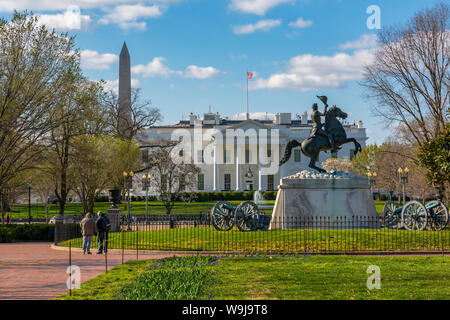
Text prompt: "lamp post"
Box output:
[[397, 167, 409, 205], [27, 181, 32, 224], [367, 171, 377, 199], [123, 171, 134, 230], [142, 174, 151, 223]]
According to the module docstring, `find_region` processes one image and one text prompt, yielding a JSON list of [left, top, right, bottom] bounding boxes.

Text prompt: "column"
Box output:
[[258, 144, 265, 191], [235, 143, 242, 191], [280, 141, 287, 179], [213, 140, 219, 192]]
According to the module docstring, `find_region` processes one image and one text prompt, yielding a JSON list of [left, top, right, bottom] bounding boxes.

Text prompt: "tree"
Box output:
[[417, 124, 450, 201], [0, 12, 80, 218], [352, 144, 379, 175], [71, 136, 141, 214], [375, 141, 411, 200], [148, 146, 200, 215], [321, 157, 356, 174], [43, 79, 106, 216], [103, 88, 162, 140], [361, 3, 449, 147]]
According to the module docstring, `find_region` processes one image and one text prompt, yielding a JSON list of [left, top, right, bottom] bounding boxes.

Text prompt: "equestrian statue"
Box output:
[[279, 95, 362, 173]]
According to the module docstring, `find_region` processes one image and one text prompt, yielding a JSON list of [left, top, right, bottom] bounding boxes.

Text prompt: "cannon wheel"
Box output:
[[235, 201, 260, 232], [211, 201, 234, 231], [426, 200, 449, 231], [382, 200, 400, 228], [401, 201, 427, 231]]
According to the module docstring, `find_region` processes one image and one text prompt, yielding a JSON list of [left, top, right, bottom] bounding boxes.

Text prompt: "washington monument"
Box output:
[[118, 42, 132, 138]]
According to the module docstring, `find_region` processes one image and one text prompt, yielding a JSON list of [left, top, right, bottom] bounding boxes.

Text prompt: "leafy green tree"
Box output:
[[0, 12, 80, 219], [417, 124, 450, 201], [72, 136, 141, 214], [352, 144, 379, 175]]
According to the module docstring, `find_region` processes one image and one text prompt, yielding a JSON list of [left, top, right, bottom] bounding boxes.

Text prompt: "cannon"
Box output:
[[210, 201, 269, 232], [382, 200, 448, 231]]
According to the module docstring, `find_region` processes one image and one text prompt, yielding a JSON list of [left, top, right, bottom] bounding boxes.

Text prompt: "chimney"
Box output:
[[189, 112, 197, 125], [301, 111, 308, 124], [358, 120, 363, 128]]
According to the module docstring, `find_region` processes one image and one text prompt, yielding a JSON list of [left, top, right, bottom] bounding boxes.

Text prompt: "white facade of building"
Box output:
[[134, 111, 368, 195]]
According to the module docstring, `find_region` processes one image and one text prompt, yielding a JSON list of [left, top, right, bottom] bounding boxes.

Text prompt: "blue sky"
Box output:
[[0, 0, 445, 144]]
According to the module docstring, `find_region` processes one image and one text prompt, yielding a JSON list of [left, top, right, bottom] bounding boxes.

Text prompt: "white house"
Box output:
[[132, 110, 368, 195]]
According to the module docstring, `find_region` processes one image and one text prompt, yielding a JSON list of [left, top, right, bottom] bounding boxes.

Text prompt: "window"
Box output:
[[267, 175, 274, 191], [141, 149, 149, 163], [267, 147, 272, 158], [245, 149, 250, 164], [331, 151, 338, 158], [161, 174, 167, 191], [349, 149, 355, 160], [294, 149, 301, 162], [197, 174, 204, 190], [179, 149, 184, 157], [223, 149, 231, 164], [179, 176, 185, 191], [224, 174, 231, 191], [197, 150, 204, 163]]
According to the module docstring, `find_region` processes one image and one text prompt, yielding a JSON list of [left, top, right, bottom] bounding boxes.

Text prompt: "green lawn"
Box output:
[[57, 255, 450, 300], [60, 226, 450, 252], [7, 200, 393, 220], [7, 200, 272, 219]]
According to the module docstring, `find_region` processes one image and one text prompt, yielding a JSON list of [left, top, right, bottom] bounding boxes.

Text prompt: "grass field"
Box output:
[[7, 200, 268, 219], [7, 200, 392, 220], [60, 226, 450, 252], [56, 255, 450, 300]]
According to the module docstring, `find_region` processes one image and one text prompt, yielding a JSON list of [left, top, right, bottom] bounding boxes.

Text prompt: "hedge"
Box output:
[[96, 190, 278, 203], [0, 224, 55, 243]]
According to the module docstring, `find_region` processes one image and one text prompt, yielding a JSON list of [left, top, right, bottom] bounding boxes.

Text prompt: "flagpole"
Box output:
[[246, 69, 249, 120]]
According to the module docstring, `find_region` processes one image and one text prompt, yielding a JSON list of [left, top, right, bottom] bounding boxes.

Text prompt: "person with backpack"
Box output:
[[80, 212, 97, 255], [96, 211, 111, 254]]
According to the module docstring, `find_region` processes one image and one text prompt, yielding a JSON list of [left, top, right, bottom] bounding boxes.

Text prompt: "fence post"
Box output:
[[136, 221, 139, 261], [69, 241, 72, 296]]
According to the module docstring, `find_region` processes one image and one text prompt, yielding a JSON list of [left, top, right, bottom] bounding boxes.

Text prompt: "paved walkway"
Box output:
[[0, 242, 174, 300]]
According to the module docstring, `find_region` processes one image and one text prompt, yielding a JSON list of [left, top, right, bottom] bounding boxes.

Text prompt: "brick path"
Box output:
[[0, 242, 174, 300]]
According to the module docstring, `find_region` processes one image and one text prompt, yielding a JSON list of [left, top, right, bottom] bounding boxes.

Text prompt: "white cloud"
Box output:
[[339, 34, 378, 50], [132, 57, 178, 78], [230, 0, 291, 15], [80, 50, 118, 70], [104, 78, 141, 94], [99, 4, 163, 30], [233, 19, 282, 35], [37, 5, 91, 31], [184, 65, 220, 79], [252, 49, 375, 91], [0, 0, 181, 12], [132, 57, 221, 79], [288, 17, 313, 28]]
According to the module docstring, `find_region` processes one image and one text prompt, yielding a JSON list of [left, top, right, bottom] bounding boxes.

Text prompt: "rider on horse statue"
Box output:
[[310, 96, 337, 153], [279, 95, 361, 173]]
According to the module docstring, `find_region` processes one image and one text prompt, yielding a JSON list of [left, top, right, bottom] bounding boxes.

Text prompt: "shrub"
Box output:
[[0, 224, 54, 243]]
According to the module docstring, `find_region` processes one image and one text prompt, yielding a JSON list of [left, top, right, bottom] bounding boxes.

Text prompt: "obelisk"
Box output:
[[118, 42, 132, 138]]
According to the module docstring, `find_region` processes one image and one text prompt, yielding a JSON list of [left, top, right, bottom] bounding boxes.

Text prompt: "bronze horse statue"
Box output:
[[279, 105, 362, 173]]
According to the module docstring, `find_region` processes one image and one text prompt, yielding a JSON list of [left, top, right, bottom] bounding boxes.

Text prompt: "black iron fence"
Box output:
[[54, 215, 450, 254]]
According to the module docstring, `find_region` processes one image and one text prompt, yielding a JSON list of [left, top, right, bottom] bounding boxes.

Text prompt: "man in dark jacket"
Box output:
[[96, 211, 111, 254]]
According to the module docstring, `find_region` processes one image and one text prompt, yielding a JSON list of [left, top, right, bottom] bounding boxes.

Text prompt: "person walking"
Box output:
[[96, 211, 111, 254], [80, 213, 97, 255]]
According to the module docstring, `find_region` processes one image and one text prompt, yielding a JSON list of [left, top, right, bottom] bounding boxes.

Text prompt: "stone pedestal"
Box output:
[[107, 207, 121, 232], [269, 170, 378, 229]]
